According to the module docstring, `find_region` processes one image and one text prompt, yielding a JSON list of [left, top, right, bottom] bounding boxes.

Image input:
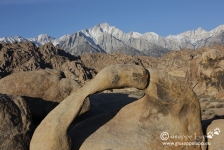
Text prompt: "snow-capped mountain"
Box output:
[[0, 36, 28, 43], [167, 25, 224, 50], [1, 23, 224, 57], [0, 34, 55, 46], [28, 34, 56, 46]]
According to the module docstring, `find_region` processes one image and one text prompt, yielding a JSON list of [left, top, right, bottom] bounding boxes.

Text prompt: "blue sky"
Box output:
[[0, 0, 223, 38]]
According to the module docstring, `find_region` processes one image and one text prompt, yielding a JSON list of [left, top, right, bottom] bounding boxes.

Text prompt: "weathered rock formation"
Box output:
[[187, 49, 224, 98], [81, 45, 224, 78], [207, 119, 224, 150], [1, 41, 223, 82], [0, 69, 90, 122], [30, 64, 205, 150], [0, 69, 81, 102], [0, 42, 95, 83], [0, 94, 32, 150]]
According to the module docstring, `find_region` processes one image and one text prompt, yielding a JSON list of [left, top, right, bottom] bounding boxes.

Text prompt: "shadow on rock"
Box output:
[[23, 96, 59, 126], [202, 115, 224, 134], [69, 93, 139, 149], [57, 49, 80, 61]]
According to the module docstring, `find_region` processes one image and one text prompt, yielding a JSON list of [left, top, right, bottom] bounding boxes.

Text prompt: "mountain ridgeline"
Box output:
[[1, 23, 224, 57]]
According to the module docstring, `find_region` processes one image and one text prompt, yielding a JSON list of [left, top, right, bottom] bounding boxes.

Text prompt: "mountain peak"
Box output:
[[36, 34, 54, 39], [26, 34, 55, 46], [196, 27, 204, 30], [98, 22, 110, 28], [88, 22, 122, 36], [195, 27, 207, 34], [1, 23, 224, 57], [211, 24, 224, 33], [128, 32, 142, 38], [95, 22, 116, 32], [37, 34, 49, 37]]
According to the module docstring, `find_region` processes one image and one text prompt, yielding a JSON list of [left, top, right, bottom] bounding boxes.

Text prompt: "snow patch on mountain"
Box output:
[[0, 23, 224, 57], [0, 36, 28, 43]]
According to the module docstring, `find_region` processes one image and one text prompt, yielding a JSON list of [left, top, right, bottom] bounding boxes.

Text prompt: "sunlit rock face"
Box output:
[[187, 49, 224, 99]]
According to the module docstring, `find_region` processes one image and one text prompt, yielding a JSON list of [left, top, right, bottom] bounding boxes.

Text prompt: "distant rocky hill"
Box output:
[[1, 23, 224, 57], [1, 41, 224, 91], [80, 44, 224, 78], [1, 42, 223, 82], [0, 42, 95, 84]]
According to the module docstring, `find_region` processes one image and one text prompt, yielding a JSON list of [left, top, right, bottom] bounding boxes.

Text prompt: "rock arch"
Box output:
[[30, 64, 205, 150]]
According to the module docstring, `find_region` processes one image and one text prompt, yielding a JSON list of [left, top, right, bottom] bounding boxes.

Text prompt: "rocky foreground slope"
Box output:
[[27, 64, 205, 150], [0, 42, 224, 149]]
